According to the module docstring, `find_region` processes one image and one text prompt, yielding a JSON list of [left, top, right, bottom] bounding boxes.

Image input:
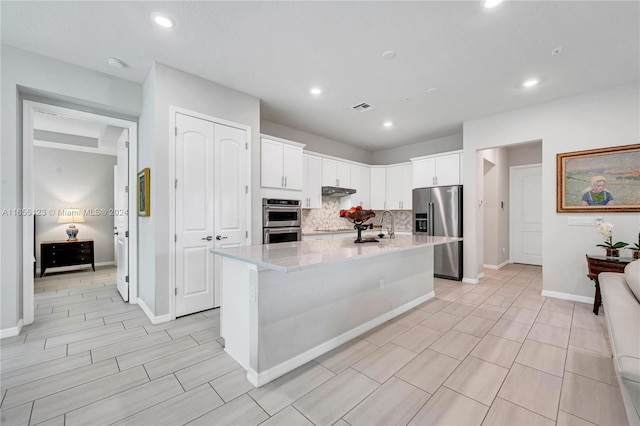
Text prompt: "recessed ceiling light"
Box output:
[[152, 12, 175, 29], [522, 78, 540, 88], [382, 50, 397, 60], [484, 0, 504, 8], [383, 121, 393, 128], [107, 57, 125, 68], [309, 87, 322, 95]]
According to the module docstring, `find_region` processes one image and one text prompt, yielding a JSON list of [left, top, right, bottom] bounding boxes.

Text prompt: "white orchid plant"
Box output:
[[632, 226, 640, 251], [596, 222, 628, 250]]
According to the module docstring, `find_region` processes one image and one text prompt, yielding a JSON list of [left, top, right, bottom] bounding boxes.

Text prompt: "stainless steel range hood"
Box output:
[[322, 186, 357, 197]]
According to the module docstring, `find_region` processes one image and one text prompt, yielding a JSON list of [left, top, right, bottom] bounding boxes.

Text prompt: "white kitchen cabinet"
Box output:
[[412, 152, 462, 188], [302, 154, 322, 208], [370, 167, 386, 210], [322, 158, 351, 188], [350, 164, 371, 208], [385, 163, 412, 210], [261, 137, 304, 190]]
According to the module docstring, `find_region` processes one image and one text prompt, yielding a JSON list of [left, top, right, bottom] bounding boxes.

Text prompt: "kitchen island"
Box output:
[[211, 234, 461, 387]]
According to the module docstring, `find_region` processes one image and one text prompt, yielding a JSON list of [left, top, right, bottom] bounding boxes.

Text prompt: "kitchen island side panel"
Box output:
[[258, 246, 433, 382]]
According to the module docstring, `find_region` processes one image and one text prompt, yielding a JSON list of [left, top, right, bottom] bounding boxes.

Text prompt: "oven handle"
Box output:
[[263, 205, 302, 211], [264, 227, 301, 234]]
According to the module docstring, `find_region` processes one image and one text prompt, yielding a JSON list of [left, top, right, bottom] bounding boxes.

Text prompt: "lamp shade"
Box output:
[[58, 208, 85, 224]]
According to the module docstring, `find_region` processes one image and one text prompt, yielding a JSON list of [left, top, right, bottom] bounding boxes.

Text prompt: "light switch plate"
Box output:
[[568, 217, 596, 226]]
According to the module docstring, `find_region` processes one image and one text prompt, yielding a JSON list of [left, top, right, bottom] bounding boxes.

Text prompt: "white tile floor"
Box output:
[[0, 264, 629, 426]]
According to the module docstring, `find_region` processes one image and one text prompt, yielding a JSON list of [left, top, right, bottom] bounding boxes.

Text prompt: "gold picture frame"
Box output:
[[556, 144, 640, 212], [137, 168, 150, 216]]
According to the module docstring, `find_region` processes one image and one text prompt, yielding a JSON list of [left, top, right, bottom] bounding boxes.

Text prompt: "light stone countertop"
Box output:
[[302, 228, 412, 236], [211, 234, 462, 272]]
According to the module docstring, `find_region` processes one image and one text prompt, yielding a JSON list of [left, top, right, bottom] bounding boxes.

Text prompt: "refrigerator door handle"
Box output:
[[429, 202, 435, 236]]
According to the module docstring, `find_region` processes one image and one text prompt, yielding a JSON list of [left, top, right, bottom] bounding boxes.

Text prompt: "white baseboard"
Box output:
[[483, 260, 510, 270], [36, 261, 116, 274], [137, 297, 171, 325], [0, 319, 24, 339], [245, 291, 436, 388], [541, 290, 594, 305], [463, 277, 479, 284]]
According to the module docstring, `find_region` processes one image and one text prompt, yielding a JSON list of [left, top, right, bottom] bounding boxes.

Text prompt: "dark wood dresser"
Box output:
[[586, 254, 633, 315], [40, 239, 95, 277]]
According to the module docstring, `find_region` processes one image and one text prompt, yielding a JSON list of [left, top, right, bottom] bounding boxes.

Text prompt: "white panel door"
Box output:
[[115, 129, 129, 301], [214, 123, 247, 308], [175, 113, 215, 317], [510, 164, 542, 265]]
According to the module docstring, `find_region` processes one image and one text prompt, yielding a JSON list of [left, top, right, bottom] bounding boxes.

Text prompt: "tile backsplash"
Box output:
[[302, 197, 412, 232]]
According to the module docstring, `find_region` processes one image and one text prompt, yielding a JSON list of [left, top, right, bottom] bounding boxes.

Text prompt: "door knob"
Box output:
[[216, 235, 228, 240], [202, 236, 213, 241]]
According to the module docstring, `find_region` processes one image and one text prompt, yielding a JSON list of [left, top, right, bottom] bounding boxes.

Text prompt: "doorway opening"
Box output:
[[23, 100, 138, 326], [479, 141, 542, 272]]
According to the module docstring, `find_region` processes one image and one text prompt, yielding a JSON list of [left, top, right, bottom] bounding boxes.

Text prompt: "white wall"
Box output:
[[34, 147, 116, 268], [1, 45, 142, 331], [139, 62, 260, 317], [463, 83, 639, 299], [372, 134, 463, 165], [261, 120, 373, 164]]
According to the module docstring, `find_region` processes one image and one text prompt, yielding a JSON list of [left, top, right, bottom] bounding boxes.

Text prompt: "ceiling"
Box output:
[[33, 111, 123, 155], [2, 1, 638, 151]]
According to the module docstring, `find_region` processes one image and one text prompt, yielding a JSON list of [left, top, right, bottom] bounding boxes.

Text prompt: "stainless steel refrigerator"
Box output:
[[412, 186, 463, 280]]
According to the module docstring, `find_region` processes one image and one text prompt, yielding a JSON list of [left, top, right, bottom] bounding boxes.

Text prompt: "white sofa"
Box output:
[[600, 259, 640, 426]]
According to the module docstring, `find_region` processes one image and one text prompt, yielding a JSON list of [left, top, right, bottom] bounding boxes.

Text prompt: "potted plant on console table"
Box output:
[[339, 206, 378, 244], [596, 222, 628, 258], [630, 227, 640, 259]]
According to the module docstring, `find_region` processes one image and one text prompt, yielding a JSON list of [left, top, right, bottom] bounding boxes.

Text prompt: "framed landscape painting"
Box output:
[[557, 143, 640, 212], [138, 168, 150, 216]]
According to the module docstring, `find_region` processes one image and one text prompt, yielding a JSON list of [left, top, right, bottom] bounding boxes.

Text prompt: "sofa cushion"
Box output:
[[599, 271, 640, 425], [625, 259, 640, 303]]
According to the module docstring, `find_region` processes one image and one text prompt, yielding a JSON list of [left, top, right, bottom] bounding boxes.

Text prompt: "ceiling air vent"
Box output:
[[351, 102, 374, 112]]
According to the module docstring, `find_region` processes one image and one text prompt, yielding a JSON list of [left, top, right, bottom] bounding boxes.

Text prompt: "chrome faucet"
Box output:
[[380, 210, 395, 239]]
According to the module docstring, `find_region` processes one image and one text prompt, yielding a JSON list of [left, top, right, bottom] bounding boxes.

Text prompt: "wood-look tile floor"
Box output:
[[0, 265, 629, 426]]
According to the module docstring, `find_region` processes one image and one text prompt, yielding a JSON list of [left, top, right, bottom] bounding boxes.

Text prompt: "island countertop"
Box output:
[[211, 234, 461, 272]]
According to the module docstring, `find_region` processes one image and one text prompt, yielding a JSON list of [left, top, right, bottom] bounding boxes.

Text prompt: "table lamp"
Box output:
[[58, 208, 85, 241]]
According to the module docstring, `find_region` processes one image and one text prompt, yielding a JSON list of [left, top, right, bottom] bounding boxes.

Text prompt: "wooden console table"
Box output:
[[41, 239, 95, 277], [586, 254, 633, 315]]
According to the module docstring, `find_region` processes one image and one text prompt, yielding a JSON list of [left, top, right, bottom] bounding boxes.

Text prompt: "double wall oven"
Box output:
[[262, 198, 302, 244]]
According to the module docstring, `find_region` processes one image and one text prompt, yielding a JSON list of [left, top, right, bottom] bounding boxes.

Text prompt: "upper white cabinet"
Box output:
[[303, 154, 322, 208], [261, 137, 304, 190], [349, 164, 371, 208], [385, 163, 412, 210], [322, 158, 351, 188], [370, 167, 386, 210], [412, 151, 462, 188]]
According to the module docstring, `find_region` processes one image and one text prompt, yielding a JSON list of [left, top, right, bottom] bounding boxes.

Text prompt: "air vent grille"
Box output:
[[351, 102, 374, 112]]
